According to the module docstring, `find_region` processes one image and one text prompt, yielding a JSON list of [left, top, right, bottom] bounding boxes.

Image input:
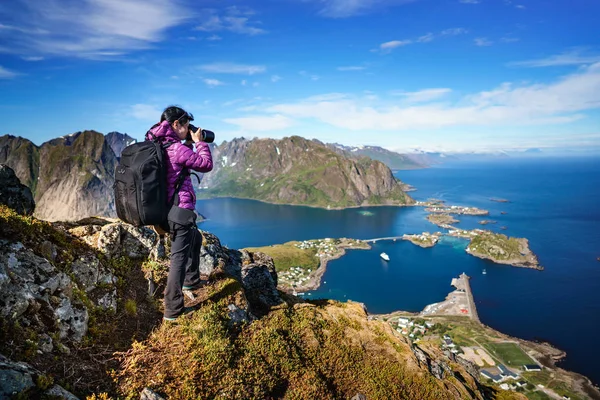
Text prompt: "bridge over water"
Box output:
[[363, 236, 405, 243]]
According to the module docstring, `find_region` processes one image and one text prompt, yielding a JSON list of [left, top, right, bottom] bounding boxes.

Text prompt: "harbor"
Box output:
[[420, 273, 480, 322]]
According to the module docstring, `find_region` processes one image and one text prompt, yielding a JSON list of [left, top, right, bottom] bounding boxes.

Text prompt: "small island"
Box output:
[[465, 231, 543, 270], [490, 198, 511, 203], [245, 238, 370, 292], [478, 220, 497, 225], [426, 213, 459, 228], [425, 205, 489, 216], [402, 232, 442, 248]]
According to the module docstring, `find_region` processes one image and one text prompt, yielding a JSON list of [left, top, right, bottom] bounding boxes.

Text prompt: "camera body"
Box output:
[[187, 124, 215, 143]]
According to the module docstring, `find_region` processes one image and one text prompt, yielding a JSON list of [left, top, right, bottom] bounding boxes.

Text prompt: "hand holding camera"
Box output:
[[186, 123, 215, 143]]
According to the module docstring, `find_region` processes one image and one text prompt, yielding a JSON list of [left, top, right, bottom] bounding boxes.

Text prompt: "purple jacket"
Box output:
[[146, 121, 213, 210]]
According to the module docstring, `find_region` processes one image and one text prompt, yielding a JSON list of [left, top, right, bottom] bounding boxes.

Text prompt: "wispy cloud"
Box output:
[[474, 37, 493, 46], [299, 71, 320, 80], [21, 56, 44, 61], [312, 0, 416, 18], [337, 66, 366, 71], [375, 28, 467, 53], [271, 75, 282, 82], [197, 63, 266, 75], [0, 0, 190, 59], [391, 88, 452, 102], [206, 34, 222, 41], [0, 66, 19, 79], [203, 78, 225, 87], [224, 114, 294, 131], [510, 49, 600, 67], [459, 0, 480, 4], [130, 104, 162, 121], [231, 62, 600, 131], [195, 6, 266, 35]]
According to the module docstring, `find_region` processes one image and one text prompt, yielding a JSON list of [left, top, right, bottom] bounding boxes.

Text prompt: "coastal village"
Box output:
[[371, 274, 585, 400]]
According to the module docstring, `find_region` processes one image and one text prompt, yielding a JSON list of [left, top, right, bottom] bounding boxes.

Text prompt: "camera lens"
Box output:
[[201, 129, 215, 143]]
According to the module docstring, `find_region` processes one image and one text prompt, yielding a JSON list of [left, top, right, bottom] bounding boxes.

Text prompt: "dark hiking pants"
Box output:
[[164, 206, 202, 319]]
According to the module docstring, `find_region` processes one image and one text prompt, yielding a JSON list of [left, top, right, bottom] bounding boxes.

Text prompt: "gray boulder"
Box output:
[[0, 354, 79, 399], [0, 164, 35, 215]]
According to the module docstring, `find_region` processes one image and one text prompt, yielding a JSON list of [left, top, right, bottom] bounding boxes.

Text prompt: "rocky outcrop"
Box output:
[[0, 164, 35, 215], [199, 136, 414, 208]]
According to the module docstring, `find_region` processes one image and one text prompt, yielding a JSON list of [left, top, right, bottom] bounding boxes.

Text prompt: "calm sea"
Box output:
[[197, 156, 600, 384]]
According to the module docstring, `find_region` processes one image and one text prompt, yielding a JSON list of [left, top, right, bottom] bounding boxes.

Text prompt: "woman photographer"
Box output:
[[146, 105, 213, 321]]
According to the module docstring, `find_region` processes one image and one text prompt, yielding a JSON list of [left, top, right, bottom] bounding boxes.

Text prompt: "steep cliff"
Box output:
[[0, 135, 40, 194], [200, 136, 414, 208], [35, 131, 117, 221], [105, 131, 136, 160]]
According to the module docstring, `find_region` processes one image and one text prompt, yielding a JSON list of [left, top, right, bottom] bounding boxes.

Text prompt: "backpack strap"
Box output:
[[170, 169, 189, 207]]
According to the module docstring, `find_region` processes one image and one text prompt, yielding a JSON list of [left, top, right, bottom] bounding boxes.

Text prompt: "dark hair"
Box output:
[[160, 105, 193, 124]]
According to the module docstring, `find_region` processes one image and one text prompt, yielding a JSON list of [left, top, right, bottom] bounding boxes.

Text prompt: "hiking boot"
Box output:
[[182, 281, 204, 291], [163, 307, 195, 322]]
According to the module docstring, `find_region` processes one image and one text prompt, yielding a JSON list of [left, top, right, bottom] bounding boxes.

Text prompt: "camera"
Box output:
[[187, 124, 215, 143]]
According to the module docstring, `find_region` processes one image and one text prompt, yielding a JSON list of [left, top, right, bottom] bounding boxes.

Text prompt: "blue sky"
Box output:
[[1, 0, 599, 153]]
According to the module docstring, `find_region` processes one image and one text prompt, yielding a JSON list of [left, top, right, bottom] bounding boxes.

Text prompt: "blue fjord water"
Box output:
[[197, 156, 600, 384]]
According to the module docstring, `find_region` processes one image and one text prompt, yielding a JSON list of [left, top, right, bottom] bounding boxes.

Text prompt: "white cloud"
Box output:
[[0, 0, 190, 59], [441, 28, 468, 35], [299, 71, 320, 80], [195, 6, 266, 35], [130, 104, 162, 121], [474, 37, 493, 46], [391, 88, 452, 103], [510, 50, 600, 67], [224, 114, 294, 131], [232, 62, 600, 131], [271, 75, 282, 82], [0, 66, 18, 79], [459, 0, 480, 3], [378, 40, 412, 52], [198, 62, 266, 75], [206, 34, 222, 41], [417, 33, 434, 43], [376, 28, 467, 53], [337, 66, 366, 71], [241, 80, 247, 86], [203, 78, 225, 87], [21, 56, 44, 61], [314, 0, 415, 18]]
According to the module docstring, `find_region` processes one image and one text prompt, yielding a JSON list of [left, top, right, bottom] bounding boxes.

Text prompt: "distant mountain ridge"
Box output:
[[199, 136, 414, 208], [326, 143, 426, 170], [0, 131, 136, 221], [1, 132, 414, 219]]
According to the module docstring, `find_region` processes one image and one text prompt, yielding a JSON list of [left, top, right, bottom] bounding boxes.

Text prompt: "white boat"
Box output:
[[380, 252, 390, 261], [482, 269, 487, 275]]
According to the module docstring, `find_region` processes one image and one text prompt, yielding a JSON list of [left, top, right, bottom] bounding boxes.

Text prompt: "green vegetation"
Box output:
[[244, 241, 321, 273], [116, 289, 470, 400], [468, 233, 524, 261], [522, 372, 585, 400], [483, 342, 536, 366], [525, 391, 552, 400]]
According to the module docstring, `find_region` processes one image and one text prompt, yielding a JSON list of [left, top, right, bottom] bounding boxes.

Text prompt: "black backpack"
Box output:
[[114, 137, 186, 228]]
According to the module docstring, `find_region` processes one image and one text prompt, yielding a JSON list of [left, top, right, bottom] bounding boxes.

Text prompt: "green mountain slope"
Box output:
[[200, 136, 414, 208]]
